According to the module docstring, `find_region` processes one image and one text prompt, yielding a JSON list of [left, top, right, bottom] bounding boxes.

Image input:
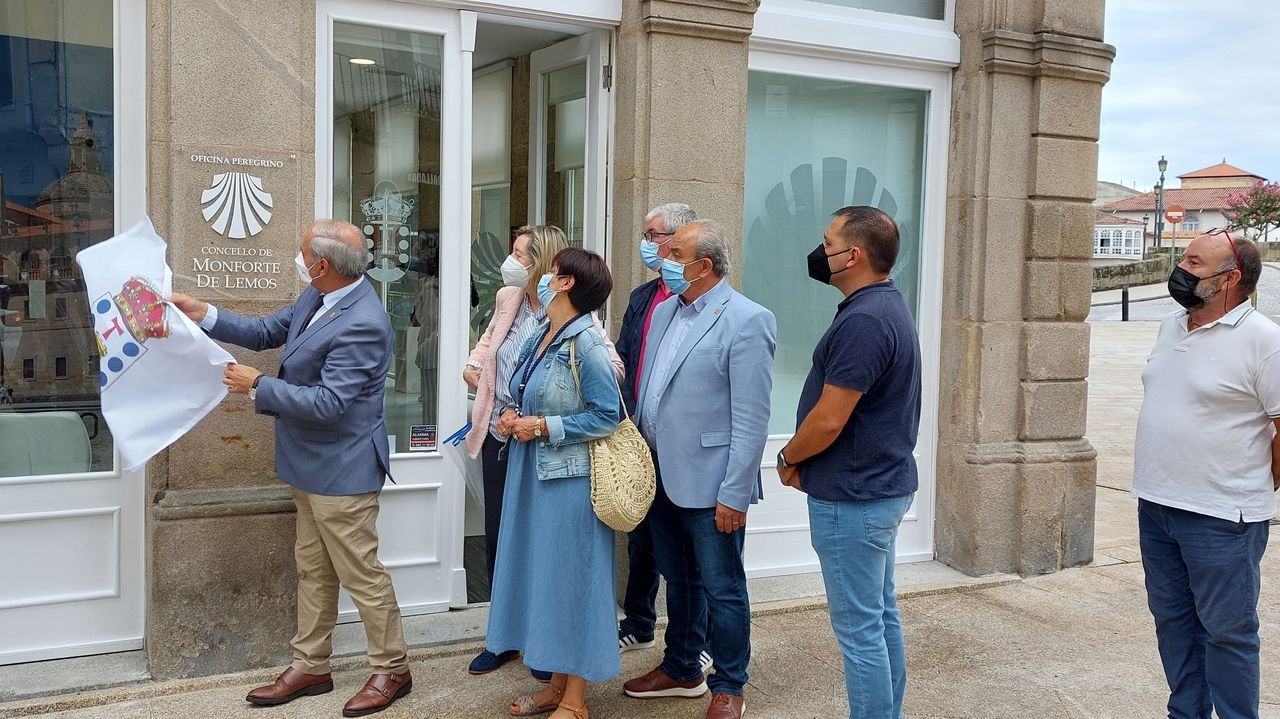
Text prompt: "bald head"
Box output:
[[305, 219, 366, 279], [1180, 228, 1262, 302]]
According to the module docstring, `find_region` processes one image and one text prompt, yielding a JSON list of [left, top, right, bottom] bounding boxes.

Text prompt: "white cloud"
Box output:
[[1098, 0, 1280, 188]]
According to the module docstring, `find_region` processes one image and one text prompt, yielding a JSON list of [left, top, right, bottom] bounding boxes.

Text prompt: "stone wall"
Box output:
[[1092, 258, 1168, 291]]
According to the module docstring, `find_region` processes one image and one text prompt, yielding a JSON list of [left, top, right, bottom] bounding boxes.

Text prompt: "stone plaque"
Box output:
[[172, 147, 301, 301]]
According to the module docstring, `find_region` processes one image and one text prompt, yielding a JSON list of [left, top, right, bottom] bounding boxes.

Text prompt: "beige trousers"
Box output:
[[289, 488, 408, 675]]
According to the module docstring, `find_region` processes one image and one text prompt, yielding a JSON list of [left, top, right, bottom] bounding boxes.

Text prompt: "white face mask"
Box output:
[[295, 251, 320, 285], [500, 255, 532, 288]]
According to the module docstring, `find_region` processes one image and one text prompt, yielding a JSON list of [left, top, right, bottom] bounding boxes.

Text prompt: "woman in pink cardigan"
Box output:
[[462, 225, 623, 678]]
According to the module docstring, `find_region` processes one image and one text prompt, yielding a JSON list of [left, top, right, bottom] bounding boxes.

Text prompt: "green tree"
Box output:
[[1225, 181, 1280, 242]]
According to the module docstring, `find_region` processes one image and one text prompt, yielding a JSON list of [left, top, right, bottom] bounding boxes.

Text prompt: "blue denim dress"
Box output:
[[485, 315, 624, 681]]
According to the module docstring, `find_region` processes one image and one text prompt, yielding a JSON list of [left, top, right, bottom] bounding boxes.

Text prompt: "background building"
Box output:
[[1093, 210, 1147, 261], [1098, 160, 1268, 249], [0, 0, 1113, 678]]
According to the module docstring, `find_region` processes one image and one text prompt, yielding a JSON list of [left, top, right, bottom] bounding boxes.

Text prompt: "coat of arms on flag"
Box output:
[[76, 217, 235, 470], [93, 276, 170, 391]]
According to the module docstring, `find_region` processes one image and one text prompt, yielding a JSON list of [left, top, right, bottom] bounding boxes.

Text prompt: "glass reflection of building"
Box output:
[[0, 15, 116, 469]]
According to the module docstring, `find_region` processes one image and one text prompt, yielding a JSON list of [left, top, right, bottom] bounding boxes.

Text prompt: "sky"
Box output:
[[1097, 0, 1280, 190]]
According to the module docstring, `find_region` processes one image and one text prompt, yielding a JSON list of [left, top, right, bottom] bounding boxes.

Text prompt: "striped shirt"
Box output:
[[490, 296, 547, 441]]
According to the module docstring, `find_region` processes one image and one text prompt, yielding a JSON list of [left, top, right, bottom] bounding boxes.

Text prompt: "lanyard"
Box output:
[[515, 313, 586, 408]]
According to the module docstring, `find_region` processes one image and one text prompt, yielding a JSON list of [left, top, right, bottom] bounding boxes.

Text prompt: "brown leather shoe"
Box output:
[[245, 666, 333, 706], [706, 693, 746, 719], [623, 666, 708, 699], [342, 671, 412, 717]]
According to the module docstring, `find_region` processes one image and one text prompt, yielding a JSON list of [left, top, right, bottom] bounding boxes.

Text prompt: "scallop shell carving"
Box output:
[[200, 172, 274, 239]]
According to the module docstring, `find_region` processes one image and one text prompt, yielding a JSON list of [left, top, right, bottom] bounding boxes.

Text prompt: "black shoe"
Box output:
[[468, 649, 519, 675]]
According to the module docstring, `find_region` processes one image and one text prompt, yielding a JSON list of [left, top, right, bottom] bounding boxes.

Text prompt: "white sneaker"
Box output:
[[699, 650, 714, 674], [619, 633, 656, 652]]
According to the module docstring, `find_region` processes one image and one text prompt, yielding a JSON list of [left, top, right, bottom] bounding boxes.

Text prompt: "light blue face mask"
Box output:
[[660, 258, 703, 295], [536, 273, 558, 308], [639, 240, 664, 272]]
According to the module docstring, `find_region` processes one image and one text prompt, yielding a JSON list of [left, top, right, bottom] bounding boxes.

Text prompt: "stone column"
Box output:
[[609, 0, 759, 323], [607, 0, 758, 603], [935, 0, 1114, 575], [145, 0, 316, 679]]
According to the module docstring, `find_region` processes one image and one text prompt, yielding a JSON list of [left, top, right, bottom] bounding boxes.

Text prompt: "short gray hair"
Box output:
[[645, 203, 696, 234], [686, 219, 731, 277], [308, 219, 366, 279]]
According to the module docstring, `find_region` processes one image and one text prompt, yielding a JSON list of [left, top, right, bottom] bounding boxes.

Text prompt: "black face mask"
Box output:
[[1167, 265, 1231, 310], [807, 244, 852, 285]]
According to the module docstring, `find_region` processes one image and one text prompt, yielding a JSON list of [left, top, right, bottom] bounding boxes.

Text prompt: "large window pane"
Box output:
[[0, 0, 116, 474], [806, 0, 944, 20], [742, 71, 927, 435], [332, 22, 443, 453]]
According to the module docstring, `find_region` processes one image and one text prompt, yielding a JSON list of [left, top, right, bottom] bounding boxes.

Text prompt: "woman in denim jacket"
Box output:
[[486, 248, 623, 719]]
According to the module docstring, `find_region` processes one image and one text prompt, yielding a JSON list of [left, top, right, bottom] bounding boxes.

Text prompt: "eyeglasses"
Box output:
[[1203, 227, 1243, 270], [641, 231, 675, 243]]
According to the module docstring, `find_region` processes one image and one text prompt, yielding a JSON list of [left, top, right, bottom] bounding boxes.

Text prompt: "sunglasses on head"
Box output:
[[1203, 227, 1243, 270]]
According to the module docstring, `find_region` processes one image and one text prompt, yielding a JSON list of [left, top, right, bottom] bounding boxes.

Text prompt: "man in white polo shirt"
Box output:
[[1134, 228, 1280, 719]]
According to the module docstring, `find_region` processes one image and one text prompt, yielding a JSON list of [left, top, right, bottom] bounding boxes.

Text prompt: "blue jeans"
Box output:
[[1139, 499, 1269, 719], [809, 493, 914, 719], [649, 478, 749, 695], [619, 514, 661, 641]]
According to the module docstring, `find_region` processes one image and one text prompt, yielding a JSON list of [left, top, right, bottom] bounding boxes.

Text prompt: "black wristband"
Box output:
[[251, 374, 264, 389]]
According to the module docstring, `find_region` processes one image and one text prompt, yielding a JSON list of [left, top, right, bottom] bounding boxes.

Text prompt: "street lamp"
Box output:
[[1142, 214, 1150, 261], [1154, 155, 1168, 261]]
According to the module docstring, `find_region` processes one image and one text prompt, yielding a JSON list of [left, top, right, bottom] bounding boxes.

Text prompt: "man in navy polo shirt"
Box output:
[[776, 205, 921, 719]]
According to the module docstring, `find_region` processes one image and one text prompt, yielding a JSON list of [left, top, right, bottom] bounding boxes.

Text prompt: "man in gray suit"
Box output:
[[622, 220, 776, 719], [171, 219, 410, 718]]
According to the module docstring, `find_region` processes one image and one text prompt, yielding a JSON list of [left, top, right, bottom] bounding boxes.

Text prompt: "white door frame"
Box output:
[[527, 32, 612, 257], [0, 0, 148, 665], [315, 0, 472, 612], [744, 37, 954, 571]]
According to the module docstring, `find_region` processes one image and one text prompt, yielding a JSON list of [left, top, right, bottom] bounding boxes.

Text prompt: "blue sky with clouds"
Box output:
[[1097, 0, 1280, 189]]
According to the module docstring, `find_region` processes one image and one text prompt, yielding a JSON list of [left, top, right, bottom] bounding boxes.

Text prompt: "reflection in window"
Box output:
[[742, 71, 928, 434], [544, 63, 586, 246], [807, 0, 944, 20], [0, 1, 116, 473], [332, 22, 443, 453]]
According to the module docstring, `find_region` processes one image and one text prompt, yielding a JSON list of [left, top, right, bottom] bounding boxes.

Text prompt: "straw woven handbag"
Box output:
[[569, 340, 655, 532]]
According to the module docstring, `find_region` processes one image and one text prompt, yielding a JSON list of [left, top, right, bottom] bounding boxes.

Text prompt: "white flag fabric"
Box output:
[[76, 217, 234, 470]]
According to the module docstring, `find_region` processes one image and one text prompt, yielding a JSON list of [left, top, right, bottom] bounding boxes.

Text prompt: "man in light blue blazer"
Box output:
[[171, 219, 411, 718], [623, 220, 776, 719]]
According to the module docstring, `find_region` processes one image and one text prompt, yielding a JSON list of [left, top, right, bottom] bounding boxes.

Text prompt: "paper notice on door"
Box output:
[[409, 424, 437, 452]]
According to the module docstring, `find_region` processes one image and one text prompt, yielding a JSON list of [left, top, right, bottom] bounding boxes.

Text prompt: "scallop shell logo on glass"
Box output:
[[200, 172, 274, 239]]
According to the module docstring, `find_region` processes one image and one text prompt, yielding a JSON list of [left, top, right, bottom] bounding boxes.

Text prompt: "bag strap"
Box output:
[[568, 335, 627, 411]]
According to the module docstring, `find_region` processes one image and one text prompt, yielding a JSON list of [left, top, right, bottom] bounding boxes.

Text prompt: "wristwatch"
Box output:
[[533, 417, 543, 438], [776, 449, 791, 470], [249, 374, 263, 401]]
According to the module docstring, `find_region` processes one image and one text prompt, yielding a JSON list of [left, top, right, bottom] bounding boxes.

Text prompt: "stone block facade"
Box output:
[[934, 0, 1113, 576], [133, 0, 1112, 678]]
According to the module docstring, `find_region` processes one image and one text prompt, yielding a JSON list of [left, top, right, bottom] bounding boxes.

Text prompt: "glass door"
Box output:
[[318, 0, 470, 615], [528, 33, 611, 254]]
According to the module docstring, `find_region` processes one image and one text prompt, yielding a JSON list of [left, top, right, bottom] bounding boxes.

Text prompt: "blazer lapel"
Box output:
[[280, 279, 371, 366], [653, 284, 733, 401]]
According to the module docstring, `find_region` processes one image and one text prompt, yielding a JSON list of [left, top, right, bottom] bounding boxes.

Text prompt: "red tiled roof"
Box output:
[[1094, 209, 1144, 226], [1097, 187, 1242, 212], [1177, 161, 1266, 180]]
